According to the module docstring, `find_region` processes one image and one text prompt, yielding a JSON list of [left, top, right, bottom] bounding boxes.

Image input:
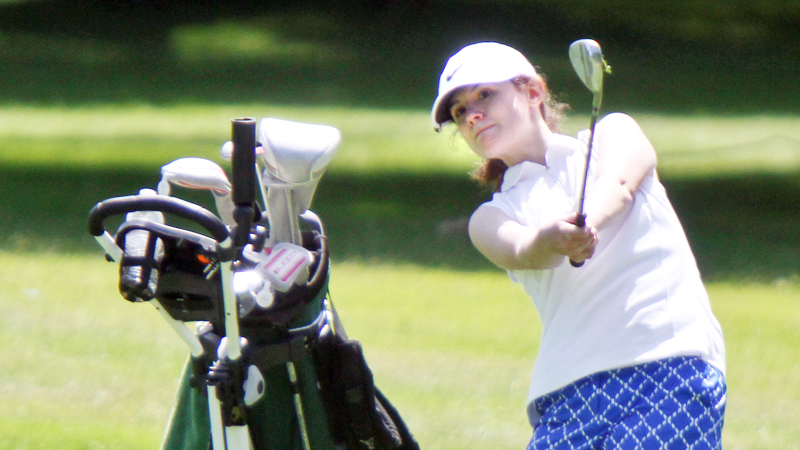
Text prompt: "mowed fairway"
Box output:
[[1, 105, 799, 449], [2, 254, 799, 449]]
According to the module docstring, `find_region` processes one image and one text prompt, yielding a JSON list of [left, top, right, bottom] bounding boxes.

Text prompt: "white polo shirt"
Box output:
[[481, 133, 725, 422]]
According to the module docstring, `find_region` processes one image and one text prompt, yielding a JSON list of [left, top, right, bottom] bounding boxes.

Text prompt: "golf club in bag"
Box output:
[[567, 39, 611, 267], [88, 118, 419, 450]]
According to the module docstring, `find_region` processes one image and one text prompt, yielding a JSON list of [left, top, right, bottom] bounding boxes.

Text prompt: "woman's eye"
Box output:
[[479, 89, 492, 99], [452, 106, 466, 120]]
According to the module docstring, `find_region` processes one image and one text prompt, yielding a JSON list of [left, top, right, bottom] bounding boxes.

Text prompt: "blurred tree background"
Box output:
[[1, 0, 798, 280], [1, 0, 799, 113]]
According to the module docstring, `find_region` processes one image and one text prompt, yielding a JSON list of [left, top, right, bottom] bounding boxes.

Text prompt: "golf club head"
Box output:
[[158, 157, 235, 224], [159, 157, 232, 196], [569, 39, 609, 110]]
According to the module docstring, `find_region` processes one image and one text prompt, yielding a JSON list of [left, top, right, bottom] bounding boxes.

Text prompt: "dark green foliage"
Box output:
[[1, 0, 799, 113]]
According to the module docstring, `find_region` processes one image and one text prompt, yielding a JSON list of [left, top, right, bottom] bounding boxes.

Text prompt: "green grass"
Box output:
[[711, 282, 800, 449], [634, 115, 800, 177], [2, 253, 799, 449], [0, 104, 471, 173], [0, 252, 187, 450], [3, 105, 799, 176]]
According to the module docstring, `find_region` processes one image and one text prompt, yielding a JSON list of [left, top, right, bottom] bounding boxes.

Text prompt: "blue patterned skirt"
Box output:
[[528, 356, 726, 450]]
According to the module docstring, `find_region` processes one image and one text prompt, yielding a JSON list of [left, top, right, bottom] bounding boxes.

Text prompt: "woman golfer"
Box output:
[[431, 42, 726, 449]]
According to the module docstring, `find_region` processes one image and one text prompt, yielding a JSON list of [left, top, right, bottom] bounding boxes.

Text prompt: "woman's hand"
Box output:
[[540, 213, 598, 265]]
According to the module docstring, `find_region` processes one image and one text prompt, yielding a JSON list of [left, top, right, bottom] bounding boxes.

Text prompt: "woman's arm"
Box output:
[[466, 113, 653, 271], [468, 205, 597, 270], [583, 113, 657, 230]]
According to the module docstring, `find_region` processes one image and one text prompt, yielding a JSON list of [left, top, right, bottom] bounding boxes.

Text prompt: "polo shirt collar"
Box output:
[[500, 133, 582, 192], [501, 160, 545, 192]]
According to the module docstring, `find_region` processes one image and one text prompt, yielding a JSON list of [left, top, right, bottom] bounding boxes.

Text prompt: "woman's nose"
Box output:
[[466, 107, 483, 125]]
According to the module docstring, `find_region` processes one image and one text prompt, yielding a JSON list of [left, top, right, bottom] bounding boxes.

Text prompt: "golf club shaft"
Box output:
[[287, 362, 312, 450], [574, 112, 599, 224], [569, 105, 600, 268], [255, 160, 270, 219], [207, 386, 227, 450]]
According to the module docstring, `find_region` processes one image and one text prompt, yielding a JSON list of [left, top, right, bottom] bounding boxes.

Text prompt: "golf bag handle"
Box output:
[[115, 218, 218, 251], [88, 195, 229, 244]]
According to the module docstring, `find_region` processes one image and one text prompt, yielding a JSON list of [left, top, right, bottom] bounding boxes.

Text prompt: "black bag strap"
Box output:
[[313, 335, 420, 450], [375, 388, 420, 450], [337, 340, 402, 450]]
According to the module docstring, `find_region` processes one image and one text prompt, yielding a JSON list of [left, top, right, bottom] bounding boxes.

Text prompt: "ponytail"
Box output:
[[470, 158, 508, 192]]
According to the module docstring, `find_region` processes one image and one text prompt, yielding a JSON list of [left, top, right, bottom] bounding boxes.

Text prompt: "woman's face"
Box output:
[[448, 80, 542, 165]]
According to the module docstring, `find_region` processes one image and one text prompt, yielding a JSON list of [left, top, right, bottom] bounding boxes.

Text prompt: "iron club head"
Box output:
[[569, 39, 607, 94], [158, 157, 231, 196], [569, 39, 610, 111], [157, 157, 235, 224]]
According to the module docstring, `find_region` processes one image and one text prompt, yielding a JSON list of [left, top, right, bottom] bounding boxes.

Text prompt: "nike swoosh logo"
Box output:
[[445, 63, 463, 81]]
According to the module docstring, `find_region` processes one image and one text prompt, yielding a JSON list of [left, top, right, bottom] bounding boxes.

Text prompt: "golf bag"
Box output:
[[87, 117, 419, 450]]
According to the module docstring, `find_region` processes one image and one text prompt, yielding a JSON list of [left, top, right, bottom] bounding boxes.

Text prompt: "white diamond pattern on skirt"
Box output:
[[528, 357, 726, 450]]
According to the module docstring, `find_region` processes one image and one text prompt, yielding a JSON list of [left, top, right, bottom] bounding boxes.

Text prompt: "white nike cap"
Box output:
[[431, 42, 537, 131]]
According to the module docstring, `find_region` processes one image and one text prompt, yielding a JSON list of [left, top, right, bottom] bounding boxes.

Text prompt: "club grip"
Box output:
[[574, 213, 586, 228], [570, 213, 587, 267], [231, 118, 257, 205]]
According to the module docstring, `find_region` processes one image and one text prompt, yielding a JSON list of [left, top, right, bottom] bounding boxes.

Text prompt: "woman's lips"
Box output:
[[476, 124, 495, 139]]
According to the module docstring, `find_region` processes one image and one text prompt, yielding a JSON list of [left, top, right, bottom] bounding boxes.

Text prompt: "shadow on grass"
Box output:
[[665, 174, 800, 281], [1, 165, 797, 280]]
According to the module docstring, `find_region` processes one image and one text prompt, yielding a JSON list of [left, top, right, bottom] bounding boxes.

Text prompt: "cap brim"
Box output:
[[431, 90, 456, 130]]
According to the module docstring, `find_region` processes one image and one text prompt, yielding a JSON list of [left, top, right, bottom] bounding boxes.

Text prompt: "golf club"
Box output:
[[257, 118, 340, 245], [158, 157, 235, 225], [568, 38, 611, 267]]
